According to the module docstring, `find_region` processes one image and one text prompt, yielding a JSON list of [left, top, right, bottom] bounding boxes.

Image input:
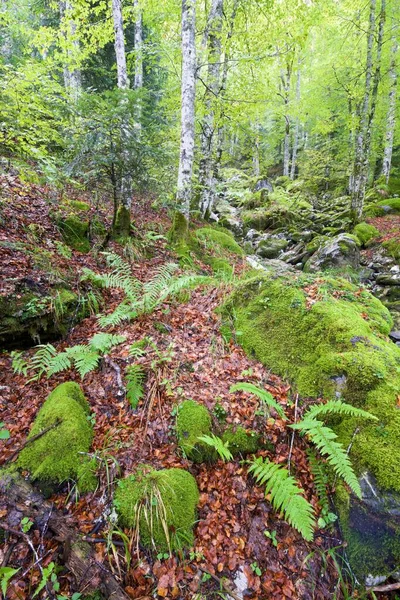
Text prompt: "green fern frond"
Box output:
[[230, 382, 287, 420], [46, 351, 72, 377], [291, 419, 361, 498], [198, 434, 233, 462], [98, 302, 135, 328], [126, 364, 146, 409], [248, 456, 315, 541], [307, 449, 330, 513], [304, 400, 378, 422], [10, 351, 29, 376], [89, 333, 126, 353], [142, 262, 178, 312], [29, 344, 58, 380]]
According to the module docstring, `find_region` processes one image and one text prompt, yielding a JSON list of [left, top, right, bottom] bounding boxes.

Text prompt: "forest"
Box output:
[[0, 0, 400, 598]]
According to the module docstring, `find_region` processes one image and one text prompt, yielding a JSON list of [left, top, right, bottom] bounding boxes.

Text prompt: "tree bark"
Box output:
[[381, 22, 398, 184], [198, 0, 224, 218], [111, 0, 132, 235], [59, 0, 82, 102], [0, 473, 130, 600], [176, 0, 197, 224], [134, 0, 143, 132], [280, 57, 292, 177], [290, 62, 301, 180]]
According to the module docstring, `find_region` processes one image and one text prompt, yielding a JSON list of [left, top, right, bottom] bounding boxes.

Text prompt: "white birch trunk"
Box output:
[[111, 0, 132, 220], [133, 0, 143, 133], [290, 64, 301, 180], [176, 0, 197, 220], [280, 61, 292, 177], [199, 0, 223, 217], [60, 0, 82, 102], [382, 25, 398, 184]]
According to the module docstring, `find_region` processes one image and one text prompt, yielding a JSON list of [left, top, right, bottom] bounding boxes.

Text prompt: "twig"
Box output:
[[5, 419, 62, 464], [287, 393, 299, 474], [82, 536, 126, 548], [368, 581, 400, 593], [198, 567, 242, 600], [104, 356, 125, 400]]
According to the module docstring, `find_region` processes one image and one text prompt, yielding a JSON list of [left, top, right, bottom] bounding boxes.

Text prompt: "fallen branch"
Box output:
[[368, 581, 400, 593], [0, 473, 130, 600], [5, 418, 62, 464], [104, 356, 125, 400]]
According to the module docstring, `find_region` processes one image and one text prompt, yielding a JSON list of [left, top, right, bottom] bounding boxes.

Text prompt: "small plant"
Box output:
[[250, 561, 262, 576], [264, 529, 278, 547], [213, 402, 227, 422], [21, 517, 33, 533], [198, 434, 233, 462], [156, 552, 170, 561], [126, 364, 146, 409], [230, 382, 286, 420], [55, 240, 72, 259], [0, 422, 10, 440], [0, 567, 20, 597]]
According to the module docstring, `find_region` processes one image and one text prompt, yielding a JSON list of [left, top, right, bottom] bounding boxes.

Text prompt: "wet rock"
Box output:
[[389, 331, 400, 343], [304, 233, 360, 273], [256, 235, 289, 259]]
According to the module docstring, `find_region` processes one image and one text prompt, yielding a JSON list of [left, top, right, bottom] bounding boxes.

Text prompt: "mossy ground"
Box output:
[[57, 214, 90, 253], [221, 426, 260, 456], [176, 400, 216, 463], [114, 467, 199, 552], [353, 222, 379, 246], [18, 382, 95, 486], [194, 227, 244, 256], [224, 273, 400, 491]]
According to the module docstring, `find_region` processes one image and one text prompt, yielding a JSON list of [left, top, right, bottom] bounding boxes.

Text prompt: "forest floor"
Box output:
[[0, 175, 392, 600]]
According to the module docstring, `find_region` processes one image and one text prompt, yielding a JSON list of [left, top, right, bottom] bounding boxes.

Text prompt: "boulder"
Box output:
[[255, 235, 289, 258], [254, 179, 274, 193], [304, 233, 360, 272]]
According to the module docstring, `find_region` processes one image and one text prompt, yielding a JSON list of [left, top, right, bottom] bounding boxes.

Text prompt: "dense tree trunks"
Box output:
[[198, 0, 223, 218], [290, 63, 301, 180], [176, 0, 197, 223], [351, 0, 385, 221], [59, 0, 82, 101], [0, 473, 130, 600], [280, 60, 292, 177], [134, 0, 143, 132], [111, 0, 132, 233], [381, 23, 398, 184]]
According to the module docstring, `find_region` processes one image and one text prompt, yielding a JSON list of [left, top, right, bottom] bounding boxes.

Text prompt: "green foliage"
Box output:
[[221, 426, 261, 456], [304, 399, 378, 422], [0, 422, 10, 440], [248, 457, 315, 541], [230, 382, 287, 420], [194, 227, 244, 256], [56, 215, 90, 253], [198, 434, 233, 462], [307, 450, 337, 529], [0, 567, 20, 597], [126, 364, 146, 409], [352, 222, 379, 247], [114, 467, 199, 552], [176, 400, 215, 463]]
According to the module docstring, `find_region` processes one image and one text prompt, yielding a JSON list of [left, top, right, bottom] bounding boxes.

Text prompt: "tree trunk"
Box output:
[[290, 62, 301, 180], [175, 0, 197, 228], [59, 0, 82, 102], [0, 473, 130, 600], [111, 0, 132, 236], [381, 23, 398, 184], [280, 58, 292, 177], [198, 0, 224, 218], [134, 0, 143, 132]]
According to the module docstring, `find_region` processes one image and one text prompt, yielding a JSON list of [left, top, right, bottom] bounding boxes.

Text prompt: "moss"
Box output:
[[168, 211, 189, 246], [353, 222, 379, 247], [76, 457, 98, 493], [18, 382, 93, 484], [114, 467, 199, 552], [68, 200, 90, 212], [57, 215, 90, 253], [113, 205, 131, 239], [208, 257, 234, 277], [376, 197, 400, 214], [223, 273, 400, 491], [176, 400, 216, 463], [194, 227, 244, 256], [382, 238, 400, 261], [221, 426, 260, 456]]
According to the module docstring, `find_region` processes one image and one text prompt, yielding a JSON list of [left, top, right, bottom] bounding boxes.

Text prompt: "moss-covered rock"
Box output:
[[208, 257, 234, 277], [353, 222, 379, 247], [376, 198, 400, 214], [223, 273, 400, 491], [57, 214, 90, 253], [68, 200, 91, 212], [221, 426, 260, 456], [168, 211, 189, 246], [304, 233, 360, 273], [194, 227, 244, 256], [114, 467, 199, 551], [382, 238, 400, 262], [18, 382, 95, 486], [256, 236, 289, 259], [176, 400, 216, 463]]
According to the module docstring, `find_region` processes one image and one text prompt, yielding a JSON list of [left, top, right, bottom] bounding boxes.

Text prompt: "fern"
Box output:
[[10, 351, 29, 376], [29, 344, 58, 380], [248, 456, 315, 541], [198, 434, 233, 462], [126, 364, 146, 409], [307, 449, 330, 513], [89, 333, 126, 353], [291, 418, 362, 498], [98, 302, 135, 328], [230, 382, 287, 420], [303, 399, 378, 422], [142, 263, 178, 312], [67, 346, 100, 378]]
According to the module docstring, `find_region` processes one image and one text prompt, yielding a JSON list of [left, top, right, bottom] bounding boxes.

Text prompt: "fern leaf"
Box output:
[[30, 344, 58, 380], [71, 348, 100, 379], [248, 457, 315, 541], [98, 302, 135, 328], [198, 434, 233, 462], [230, 382, 287, 420], [89, 333, 126, 353], [142, 263, 178, 312], [304, 400, 378, 422], [291, 419, 361, 498], [10, 351, 29, 376], [46, 351, 72, 377], [126, 364, 146, 409], [307, 449, 330, 513]]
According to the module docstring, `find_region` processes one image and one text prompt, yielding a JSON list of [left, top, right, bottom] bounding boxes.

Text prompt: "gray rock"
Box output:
[[389, 331, 400, 342], [376, 273, 400, 286], [256, 235, 289, 259], [254, 178, 274, 193], [246, 256, 295, 277], [304, 233, 360, 273]]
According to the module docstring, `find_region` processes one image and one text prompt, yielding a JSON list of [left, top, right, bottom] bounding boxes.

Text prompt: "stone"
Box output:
[[376, 273, 400, 286], [254, 178, 273, 193], [255, 235, 289, 259], [304, 233, 360, 273], [389, 330, 400, 342]]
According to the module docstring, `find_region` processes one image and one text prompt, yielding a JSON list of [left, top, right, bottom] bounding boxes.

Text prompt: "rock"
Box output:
[[256, 235, 289, 258], [389, 331, 400, 342], [254, 178, 274, 193], [213, 199, 243, 236], [376, 273, 400, 286], [304, 233, 360, 273], [245, 256, 295, 276]]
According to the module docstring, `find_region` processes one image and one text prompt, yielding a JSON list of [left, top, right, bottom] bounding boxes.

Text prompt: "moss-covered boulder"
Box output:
[[194, 227, 244, 256], [353, 222, 379, 247], [18, 382, 95, 487], [224, 272, 400, 580], [256, 236, 289, 259], [221, 426, 260, 456], [176, 400, 216, 463], [304, 233, 360, 272], [57, 214, 90, 253], [0, 285, 85, 349], [114, 467, 199, 551]]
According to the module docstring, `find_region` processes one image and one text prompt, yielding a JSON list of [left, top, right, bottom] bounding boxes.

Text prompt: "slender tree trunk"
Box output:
[[111, 0, 132, 236], [198, 0, 224, 218], [175, 0, 197, 227], [381, 23, 398, 184], [60, 0, 82, 102], [253, 123, 260, 177], [280, 58, 292, 177], [134, 0, 143, 132], [290, 62, 301, 180]]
